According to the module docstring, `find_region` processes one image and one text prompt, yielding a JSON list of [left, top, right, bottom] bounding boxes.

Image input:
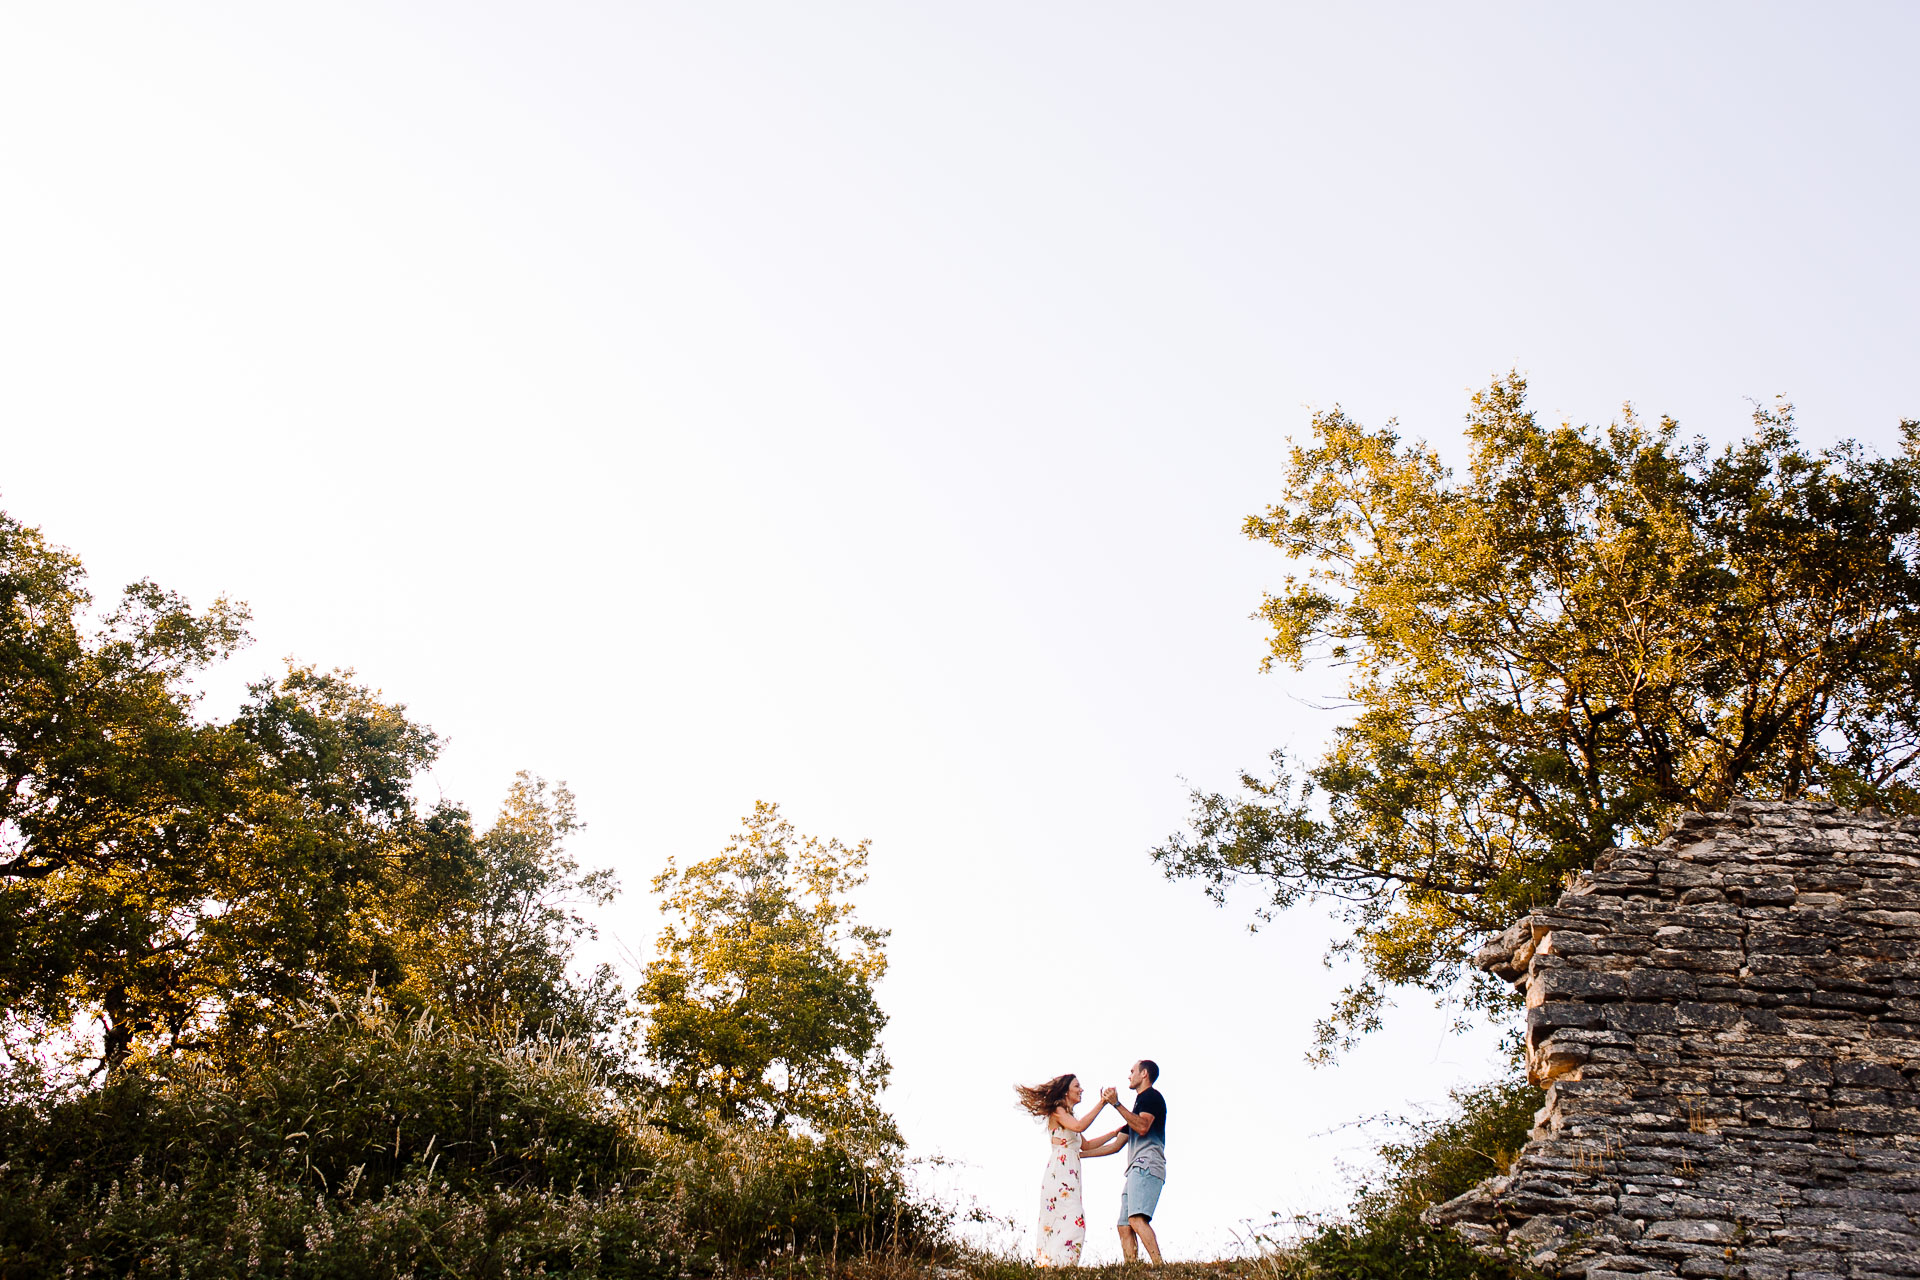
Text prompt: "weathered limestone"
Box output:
[[1426, 801, 1920, 1279]]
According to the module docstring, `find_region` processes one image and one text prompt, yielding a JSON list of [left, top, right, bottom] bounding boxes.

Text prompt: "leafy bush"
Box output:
[[0, 1163, 680, 1279], [1292, 1074, 1539, 1280], [7, 1002, 641, 1200], [0, 999, 939, 1278]]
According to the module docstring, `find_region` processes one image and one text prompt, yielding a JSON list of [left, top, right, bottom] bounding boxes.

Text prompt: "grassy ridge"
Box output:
[[0, 999, 937, 1278]]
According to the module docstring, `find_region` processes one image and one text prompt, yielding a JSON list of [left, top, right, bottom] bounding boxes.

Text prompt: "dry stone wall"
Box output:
[[1427, 800, 1920, 1279]]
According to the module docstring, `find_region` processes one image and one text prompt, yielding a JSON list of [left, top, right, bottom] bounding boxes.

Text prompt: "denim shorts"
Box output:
[[1117, 1168, 1164, 1224]]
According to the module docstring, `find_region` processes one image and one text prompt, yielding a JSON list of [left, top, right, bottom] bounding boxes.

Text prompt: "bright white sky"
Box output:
[[4, 3, 1918, 1261]]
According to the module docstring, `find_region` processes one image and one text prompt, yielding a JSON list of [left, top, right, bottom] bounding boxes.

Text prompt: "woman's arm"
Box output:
[[1051, 1099, 1109, 1133], [1081, 1127, 1130, 1158]]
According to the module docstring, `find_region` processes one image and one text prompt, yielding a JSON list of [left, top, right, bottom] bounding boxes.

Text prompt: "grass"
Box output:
[[956, 1264, 1291, 1280]]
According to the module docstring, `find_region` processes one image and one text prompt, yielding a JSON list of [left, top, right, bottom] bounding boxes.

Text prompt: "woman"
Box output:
[[1015, 1073, 1129, 1266]]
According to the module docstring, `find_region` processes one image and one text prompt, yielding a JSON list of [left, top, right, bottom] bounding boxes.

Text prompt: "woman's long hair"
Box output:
[[1015, 1073, 1078, 1118]]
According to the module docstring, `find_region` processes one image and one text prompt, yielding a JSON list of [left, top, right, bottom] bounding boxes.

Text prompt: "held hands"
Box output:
[[1100, 1086, 1119, 1105]]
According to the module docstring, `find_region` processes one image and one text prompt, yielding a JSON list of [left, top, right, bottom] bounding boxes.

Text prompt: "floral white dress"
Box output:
[[1036, 1121, 1086, 1266]]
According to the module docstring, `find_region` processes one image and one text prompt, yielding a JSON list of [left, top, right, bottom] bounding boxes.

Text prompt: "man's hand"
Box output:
[[1101, 1086, 1119, 1104]]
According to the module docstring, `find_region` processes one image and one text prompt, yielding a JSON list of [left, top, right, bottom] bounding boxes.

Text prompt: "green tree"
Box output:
[[0, 509, 462, 1071], [1, 511, 246, 1069], [395, 772, 623, 1040], [639, 801, 893, 1139], [1155, 376, 1920, 1054], [209, 665, 462, 1060]]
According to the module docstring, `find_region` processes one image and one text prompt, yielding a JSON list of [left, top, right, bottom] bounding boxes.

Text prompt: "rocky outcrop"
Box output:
[[1425, 801, 1920, 1279]]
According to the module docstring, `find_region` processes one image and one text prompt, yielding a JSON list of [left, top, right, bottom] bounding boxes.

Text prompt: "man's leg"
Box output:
[[1122, 1171, 1163, 1265], [1129, 1216, 1162, 1266], [1117, 1223, 1139, 1262]]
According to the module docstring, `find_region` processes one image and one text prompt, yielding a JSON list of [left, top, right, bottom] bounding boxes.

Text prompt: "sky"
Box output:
[[3, 2, 1918, 1260]]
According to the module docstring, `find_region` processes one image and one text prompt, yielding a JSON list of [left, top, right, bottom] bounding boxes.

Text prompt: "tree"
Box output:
[[394, 772, 623, 1040], [0, 511, 248, 1069], [207, 665, 462, 1060], [639, 801, 893, 1139], [1154, 376, 1920, 1055], [0, 509, 464, 1071]]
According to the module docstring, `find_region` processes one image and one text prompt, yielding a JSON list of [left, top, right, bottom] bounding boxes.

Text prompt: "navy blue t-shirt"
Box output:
[[1125, 1086, 1167, 1176]]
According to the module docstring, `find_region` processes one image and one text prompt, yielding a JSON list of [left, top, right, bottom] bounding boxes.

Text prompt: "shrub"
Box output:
[[0, 998, 939, 1278], [1292, 1074, 1540, 1280]]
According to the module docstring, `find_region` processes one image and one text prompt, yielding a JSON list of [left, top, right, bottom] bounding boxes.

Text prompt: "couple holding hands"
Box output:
[[1016, 1059, 1167, 1267]]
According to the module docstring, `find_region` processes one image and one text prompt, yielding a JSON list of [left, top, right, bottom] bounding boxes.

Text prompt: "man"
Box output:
[[1102, 1060, 1166, 1265]]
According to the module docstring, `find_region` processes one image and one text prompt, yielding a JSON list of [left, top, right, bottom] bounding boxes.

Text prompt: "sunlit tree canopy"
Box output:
[[640, 801, 892, 1141], [1155, 376, 1920, 1055]]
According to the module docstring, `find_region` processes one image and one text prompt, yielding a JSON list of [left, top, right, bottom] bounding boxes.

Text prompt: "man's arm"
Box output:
[[1111, 1097, 1160, 1136], [1100, 1086, 1152, 1136], [1081, 1127, 1130, 1158]]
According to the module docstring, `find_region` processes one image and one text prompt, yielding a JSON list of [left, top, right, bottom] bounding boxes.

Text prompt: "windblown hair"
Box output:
[[1015, 1073, 1078, 1118]]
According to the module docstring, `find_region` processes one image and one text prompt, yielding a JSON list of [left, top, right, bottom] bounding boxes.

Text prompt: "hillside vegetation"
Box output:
[[0, 506, 932, 1276]]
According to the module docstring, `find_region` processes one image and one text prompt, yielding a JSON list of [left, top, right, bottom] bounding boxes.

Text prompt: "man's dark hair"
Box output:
[[1137, 1059, 1159, 1084]]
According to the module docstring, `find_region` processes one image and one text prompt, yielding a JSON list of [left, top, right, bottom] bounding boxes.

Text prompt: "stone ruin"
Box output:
[[1427, 800, 1920, 1279]]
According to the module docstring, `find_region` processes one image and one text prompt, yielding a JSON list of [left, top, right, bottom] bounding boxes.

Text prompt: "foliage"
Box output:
[[0, 996, 938, 1278], [0, 505, 938, 1273], [1294, 1206, 1518, 1280], [6, 998, 643, 1200], [0, 509, 436, 1070], [0, 510, 247, 1071], [639, 801, 894, 1140], [0, 507, 629, 1074], [190, 665, 463, 1065], [1285, 1074, 1538, 1280], [393, 773, 624, 1042], [1363, 1075, 1541, 1213], [1154, 376, 1920, 1053], [0, 995, 667, 1277]]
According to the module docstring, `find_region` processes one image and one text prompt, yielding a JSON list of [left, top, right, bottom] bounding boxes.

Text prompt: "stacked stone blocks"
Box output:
[[1426, 800, 1920, 1279]]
